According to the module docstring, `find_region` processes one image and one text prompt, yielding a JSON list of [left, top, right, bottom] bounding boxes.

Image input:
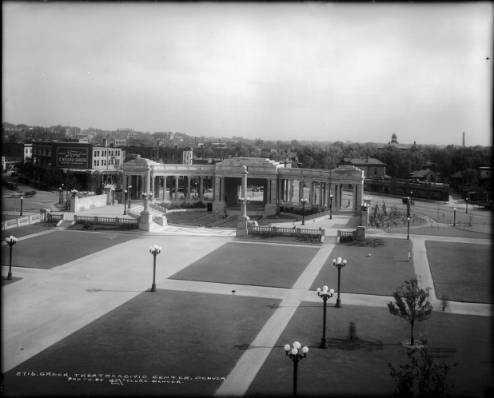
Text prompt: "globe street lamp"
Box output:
[[5, 235, 18, 280], [284, 341, 309, 396], [453, 207, 456, 227], [58, 186, 63, 204], [407, 216, 410, 240], [149, 244, 162, 292], [465, 197, 469, 214], [301, 198, 308, 226], [316, 285, 334, 348], [332, 257, 347, 308], [20, 195, 24, 217]]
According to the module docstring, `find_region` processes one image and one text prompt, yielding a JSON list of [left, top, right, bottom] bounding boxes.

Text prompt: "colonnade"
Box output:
[[124, 173, 214, 201], [277, 178, 363, 212], [122, 157, 364, 215]]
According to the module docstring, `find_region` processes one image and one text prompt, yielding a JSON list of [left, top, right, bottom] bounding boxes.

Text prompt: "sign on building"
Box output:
[[56, 146, 89, 169]]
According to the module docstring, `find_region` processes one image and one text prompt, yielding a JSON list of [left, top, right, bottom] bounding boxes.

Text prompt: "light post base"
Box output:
[[150, 284, 156, 292], [335, 299, 341, 308], [319, 337, 327, 349], [7, 272, 12, 280]]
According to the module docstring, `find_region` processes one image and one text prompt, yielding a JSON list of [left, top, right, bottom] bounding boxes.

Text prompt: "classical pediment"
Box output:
[[123, 155, 160, 171]]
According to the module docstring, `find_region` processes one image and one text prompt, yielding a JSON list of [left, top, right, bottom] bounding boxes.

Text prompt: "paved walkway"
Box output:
[[2, 208, 492, 396]]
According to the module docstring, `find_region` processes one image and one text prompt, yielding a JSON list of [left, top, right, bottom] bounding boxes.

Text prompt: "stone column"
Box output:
[[334, 184, 339, 210], [309, 180, 314, 205], [199, 176, 203, 199], [146, 167, 151, 195], [163, 175, 166, 201], [355, 182, 363, 214], [139, 169, 152, 231], [186, 175, 191, 200], [175, 176, 179, 200], [319, 182, 323, 208]]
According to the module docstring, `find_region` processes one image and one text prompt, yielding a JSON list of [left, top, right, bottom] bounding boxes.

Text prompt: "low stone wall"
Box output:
[[71, 194, 108, 212], [1, 214, 42, 231], [247, 224, 325, 243], [74, 215, 138, 229]]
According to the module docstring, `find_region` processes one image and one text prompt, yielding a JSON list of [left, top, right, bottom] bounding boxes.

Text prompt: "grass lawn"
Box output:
[[426, 241, 492, 303], [1, 222, 56, 239], [170, 241, 319, 288], [310, 238, 415, 296], [247, 303, 492, 397], [3, 290, 280, 397], [0, 230, 137, 269], [392, 225, 491, 239]]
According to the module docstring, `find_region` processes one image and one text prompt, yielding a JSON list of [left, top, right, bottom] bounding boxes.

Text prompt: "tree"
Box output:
[[389, 344, 457, 397], [388, 279, 433, 346]]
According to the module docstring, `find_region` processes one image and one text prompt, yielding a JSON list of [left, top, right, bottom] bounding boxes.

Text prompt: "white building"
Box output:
[[92, 146, 125, 171], [183, 150, 193, 165], [24, 143, 32, 162]]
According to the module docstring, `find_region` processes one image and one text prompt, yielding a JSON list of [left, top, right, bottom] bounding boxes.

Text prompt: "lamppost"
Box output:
[[123, 190, 127, 215], [284, 341, 309, 396], [127, 185, 132, 210], [407, 217, 410, 240], [301, 198, 308, 226], [149, 244, 162, 292], [332, 257, 347, 308], [58, 186, 63, 204], [465, 197, 469, 214], [410, 190, 414, 206], [453, 207, 456, 227], [316, 285, 334, 348], [329, 194, 333, 219], [5, 235, 17, 280], [19, 195, 24, 217]]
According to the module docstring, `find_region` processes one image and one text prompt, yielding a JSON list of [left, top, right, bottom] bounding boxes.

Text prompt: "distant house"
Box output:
[[409, 168, 438, 183], [341, 157, 386, 178]]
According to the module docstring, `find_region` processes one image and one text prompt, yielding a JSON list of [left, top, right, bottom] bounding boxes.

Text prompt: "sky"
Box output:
[[3, 2, 492, 146]]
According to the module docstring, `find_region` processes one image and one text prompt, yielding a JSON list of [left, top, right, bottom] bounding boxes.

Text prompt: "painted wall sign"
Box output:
[[56, 147, 89, 168]]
